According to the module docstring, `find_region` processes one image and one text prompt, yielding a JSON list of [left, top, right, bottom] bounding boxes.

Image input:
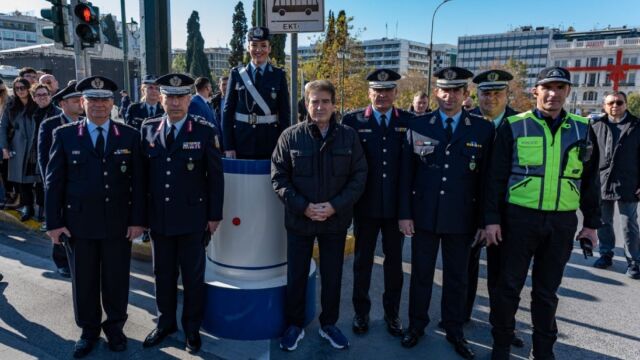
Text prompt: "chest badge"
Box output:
[[469, 155, 477, 171], [120, 161, 127, 173], [187, 158, 195, 171]]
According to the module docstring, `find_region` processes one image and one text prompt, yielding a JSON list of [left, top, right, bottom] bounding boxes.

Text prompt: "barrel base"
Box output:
[[202, 260, 317, 340]]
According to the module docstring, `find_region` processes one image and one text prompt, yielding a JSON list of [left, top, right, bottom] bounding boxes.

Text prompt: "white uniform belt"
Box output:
[[235, 112, 278, 124]]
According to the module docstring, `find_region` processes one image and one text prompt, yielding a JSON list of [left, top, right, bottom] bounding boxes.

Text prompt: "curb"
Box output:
[[0, 210, 355, 262]]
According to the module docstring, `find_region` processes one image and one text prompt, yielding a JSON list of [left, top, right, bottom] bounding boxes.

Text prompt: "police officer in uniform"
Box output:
[[223, 26, 291, 159], [463, 69, 524, 347], [37, 81, 83, 278], [141, 74, 224, 354], [342, 69, 410, 337], [398, 67, 495, 359], [485, 67, 600, 360], [45, 76, 146, 358], [125, 75, 164, 129]]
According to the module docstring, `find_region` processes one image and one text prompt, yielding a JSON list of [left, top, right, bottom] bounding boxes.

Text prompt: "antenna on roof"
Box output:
[[386, 23, 388, 38], [395, 21, 398, 39]]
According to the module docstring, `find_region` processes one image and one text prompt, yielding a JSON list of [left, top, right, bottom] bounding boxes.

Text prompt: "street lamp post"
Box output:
[[427, 0, 453, 101], [120, 0, 130, 94], [127, 19, 140, 101]]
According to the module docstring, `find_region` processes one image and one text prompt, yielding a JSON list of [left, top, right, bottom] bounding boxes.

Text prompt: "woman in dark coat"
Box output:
[[0, 78, 40, 221]]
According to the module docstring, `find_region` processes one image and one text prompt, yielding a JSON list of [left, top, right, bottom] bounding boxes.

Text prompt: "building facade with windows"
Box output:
[[457, 26, 556, 87], [298, 38, 456, 76], [171, 47, 231, 79], [0, 12, 51, 51], [549, 27, 640, 115]]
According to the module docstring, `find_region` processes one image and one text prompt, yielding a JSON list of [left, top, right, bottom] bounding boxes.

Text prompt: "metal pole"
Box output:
[[290, 33, 298, 126], [121, 0, 130, 93], [256, 0, 264, 27], [427, 0, 452, 100]]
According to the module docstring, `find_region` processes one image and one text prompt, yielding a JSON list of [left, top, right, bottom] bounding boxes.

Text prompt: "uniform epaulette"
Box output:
[[141, 117, 163, 127], [114, 121, 136, 131], [192, 115, 216, 128]]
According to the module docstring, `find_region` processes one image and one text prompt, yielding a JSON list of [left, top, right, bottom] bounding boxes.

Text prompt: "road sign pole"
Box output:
[[69, 0, 90, 79], [290, 32, 298, 126]]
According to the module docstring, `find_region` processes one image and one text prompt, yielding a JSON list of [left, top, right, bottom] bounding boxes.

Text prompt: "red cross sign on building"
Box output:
[[567, 49, 640, 91]]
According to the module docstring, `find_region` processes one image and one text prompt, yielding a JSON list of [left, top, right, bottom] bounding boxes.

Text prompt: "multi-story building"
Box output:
[[298, 38, 456, 76], [457, 26, 556, 87], [0, 12, 52, 51], [171, 47, 231, 79], [550, 26, 640, 115]]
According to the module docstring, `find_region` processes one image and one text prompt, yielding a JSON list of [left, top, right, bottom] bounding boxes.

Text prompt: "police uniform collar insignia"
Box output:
[[169, 76, 182, 87], [91, 78, 104, 89], [377, 71, 389, 81], [487, 72, 500, 81], [443, 69, 456, 80]]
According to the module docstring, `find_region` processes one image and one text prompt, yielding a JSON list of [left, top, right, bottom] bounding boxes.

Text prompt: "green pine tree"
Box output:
[[251, 0, 286, 66], [186, 11, 212, 78], [101, 14, 120, 48], [229, 1, 248, 67]]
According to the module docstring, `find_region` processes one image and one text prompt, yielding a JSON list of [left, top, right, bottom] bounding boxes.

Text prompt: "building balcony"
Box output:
[[551, 37, 640, 49]]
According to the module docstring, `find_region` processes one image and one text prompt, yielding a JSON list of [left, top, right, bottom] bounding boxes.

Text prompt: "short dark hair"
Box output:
[[219, 76, 229, 83], [413, 91, 428, 99], [605, 91, 627, 102], [194, 77, 211, 91], [304, 80, 336, 104], [19, 67, 37, 77]]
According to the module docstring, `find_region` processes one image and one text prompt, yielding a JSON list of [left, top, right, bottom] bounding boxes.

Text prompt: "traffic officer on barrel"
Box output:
[[45, 76, 146, 358], [223, 26, 291, 159], [37, 81, 83, 278], [342, 69, 410, 337], [398, 66, 495, 359], [141, 73, 224, 354], [124, 75, 164, 130], [484, 67, 601, 360], [464, 69, 525, 348]]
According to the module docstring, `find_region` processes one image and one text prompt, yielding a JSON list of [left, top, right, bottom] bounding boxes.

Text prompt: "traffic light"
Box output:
[[41, 0, 71, 46], [74, 2, 100, 48]]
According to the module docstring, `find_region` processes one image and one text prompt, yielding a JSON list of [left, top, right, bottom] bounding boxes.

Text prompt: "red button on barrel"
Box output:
[[232, 217, 241, 226]]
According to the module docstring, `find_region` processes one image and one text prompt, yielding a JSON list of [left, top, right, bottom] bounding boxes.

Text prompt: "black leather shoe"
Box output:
[[107, 332, 127, 352], [73, 338, 96, 358], [446, 335, 475, 359], [185, 332, 202, 354], [384, 314, 403, 337], [512, 335, 524, 348], [491, 346, 510, 360], [352, 314, 369, 334], [400, 328, 423, 348], [143, 325, 177, 348], [57, 266, 71, 278], [19, 206, 33, 222]]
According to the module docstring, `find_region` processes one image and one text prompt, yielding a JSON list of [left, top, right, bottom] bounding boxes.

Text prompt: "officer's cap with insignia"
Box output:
[[156, 73, 194, 96], [52, 80, 80, 104], [247, 26, 270, 42], [535, 66, 572, 86], [434, 66, 474, 89], [76, 76, 117, 99], [142, 74, 158, 85], [473, 69, 513, 91], [367, 69, 401, 89]]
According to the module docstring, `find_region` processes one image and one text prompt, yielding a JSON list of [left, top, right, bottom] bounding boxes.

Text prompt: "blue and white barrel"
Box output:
[[202, 159, 316, 340]]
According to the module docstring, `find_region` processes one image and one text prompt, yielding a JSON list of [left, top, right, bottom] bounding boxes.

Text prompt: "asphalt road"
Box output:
[[0, 211, 638, 360]]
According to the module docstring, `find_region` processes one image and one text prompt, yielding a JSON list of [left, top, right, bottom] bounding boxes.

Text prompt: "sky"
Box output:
[[4, 0, 640, 51]]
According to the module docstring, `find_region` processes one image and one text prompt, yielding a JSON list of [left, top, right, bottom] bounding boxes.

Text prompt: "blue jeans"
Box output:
[[597, 200, 640, 265]]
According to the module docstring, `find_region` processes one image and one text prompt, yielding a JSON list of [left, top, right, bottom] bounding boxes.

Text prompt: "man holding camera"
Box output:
[[591, 91, 640, 279], [484, 67, 601, 360]]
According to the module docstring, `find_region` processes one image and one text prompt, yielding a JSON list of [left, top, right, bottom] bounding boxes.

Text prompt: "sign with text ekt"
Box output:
[[266, 0, 325, 33]]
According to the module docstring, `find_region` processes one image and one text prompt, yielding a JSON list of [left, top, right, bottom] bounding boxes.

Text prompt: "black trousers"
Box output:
[[69, 236, 132, 340], [464, 240, 502, 321], [490, 205, 577, 359], [19, 182, 43, 208], [150, 231, 206, 334], [352, 216, 404, 317], [408, 229, 472, 339], [286, 231, 346, 327], [52, 243, 68, 269]]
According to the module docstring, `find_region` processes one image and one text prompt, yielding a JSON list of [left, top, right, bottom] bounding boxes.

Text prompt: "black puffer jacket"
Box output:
[[271, 116, 367, 235], [592, 111, 640, 201]]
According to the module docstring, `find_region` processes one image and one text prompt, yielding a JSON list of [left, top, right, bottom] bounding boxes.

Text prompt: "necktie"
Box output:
[[380, 114, 388, 133], [255, 68, 263, 88], [445, 118, 454, 141], [149, 105, 155, 117], [95, 127, 105, 158], [166, 125, 176, 149]]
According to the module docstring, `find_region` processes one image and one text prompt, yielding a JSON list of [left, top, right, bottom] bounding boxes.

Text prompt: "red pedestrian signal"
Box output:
[[74, 2, 100, 48]]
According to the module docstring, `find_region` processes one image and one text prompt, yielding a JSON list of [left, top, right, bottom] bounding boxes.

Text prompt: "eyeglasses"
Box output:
[[14, 86, 27, 91], [606, 100, 625, 106], [34, 93, 50, 98]]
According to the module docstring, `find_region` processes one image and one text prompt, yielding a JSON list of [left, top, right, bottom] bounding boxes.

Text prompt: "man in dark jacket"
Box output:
[[37, 81, 83, 278], [272, 80, 367, 352], [592, 91, 640, 278], [342, 69, 411, 337]]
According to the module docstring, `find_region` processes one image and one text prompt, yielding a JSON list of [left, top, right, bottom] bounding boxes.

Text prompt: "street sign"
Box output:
[[265, 0, 324, 34]]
